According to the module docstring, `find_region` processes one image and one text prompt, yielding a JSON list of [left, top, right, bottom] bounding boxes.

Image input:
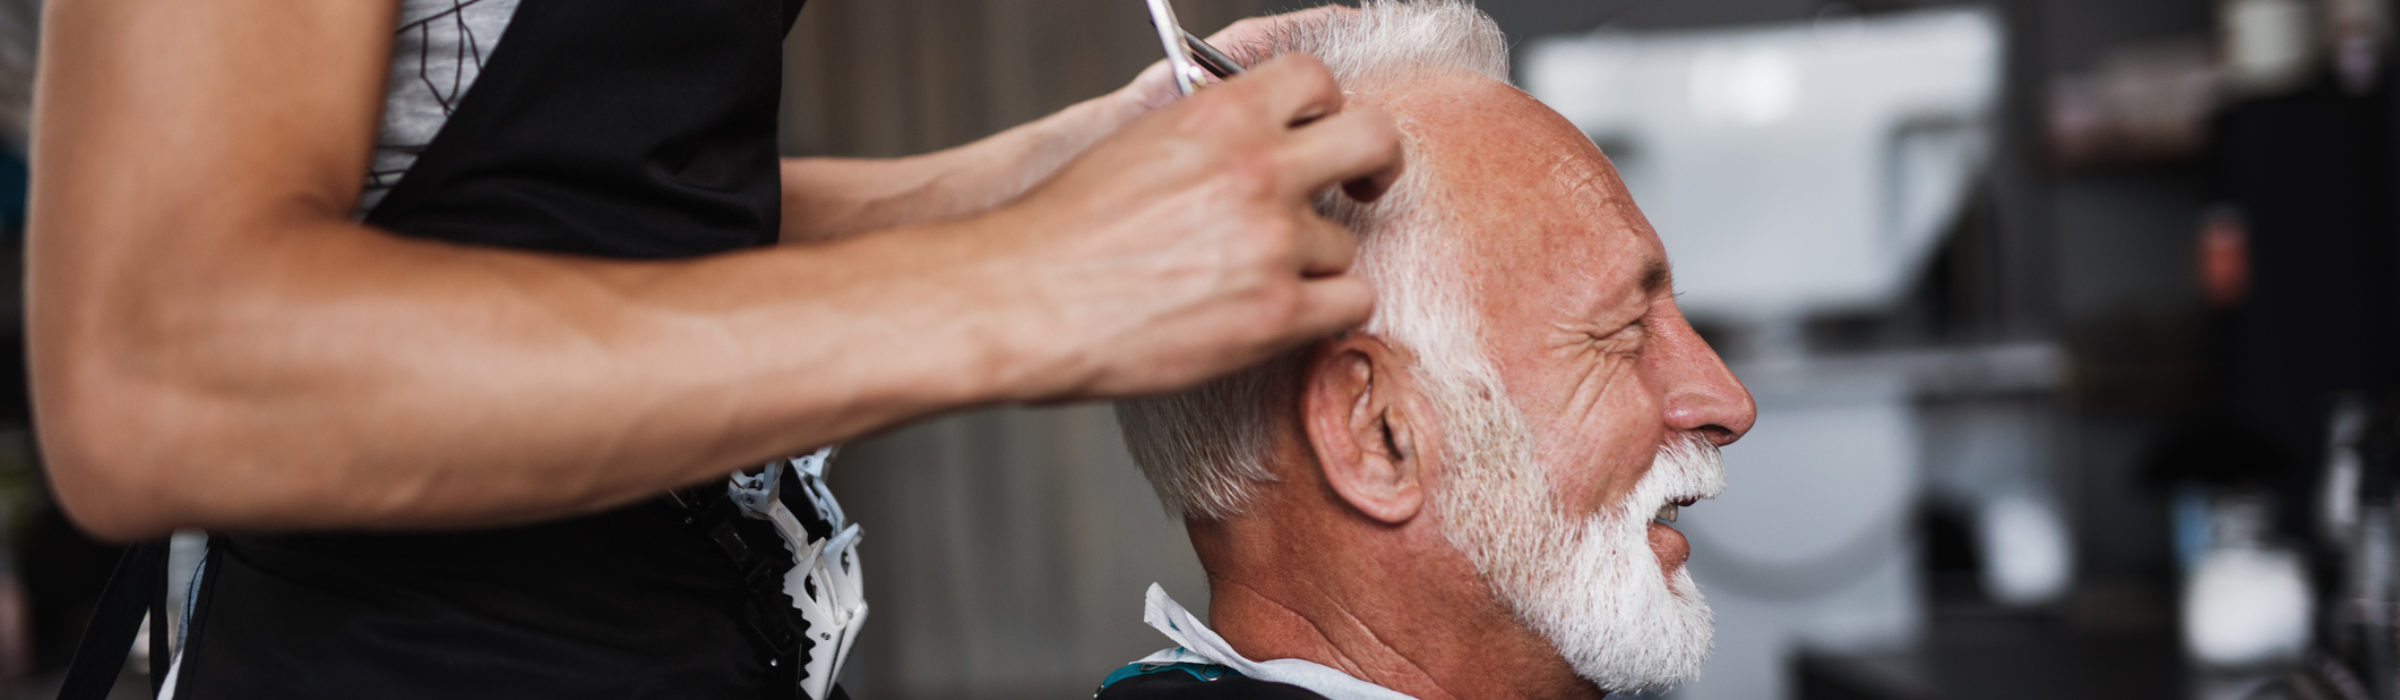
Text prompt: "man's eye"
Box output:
[[1593, 320, 1648, 355]]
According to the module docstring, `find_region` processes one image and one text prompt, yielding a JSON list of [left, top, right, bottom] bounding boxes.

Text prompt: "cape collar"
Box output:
[[1129, 583, 1420, 700]]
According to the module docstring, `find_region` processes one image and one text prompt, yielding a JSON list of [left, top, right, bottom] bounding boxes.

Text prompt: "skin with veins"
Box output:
[[30, 1, 1393, 540], [1189, 71, 1755, 700]]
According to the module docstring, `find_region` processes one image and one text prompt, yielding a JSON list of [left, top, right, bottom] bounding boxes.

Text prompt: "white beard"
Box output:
[[1426, 372, 1726, 694]]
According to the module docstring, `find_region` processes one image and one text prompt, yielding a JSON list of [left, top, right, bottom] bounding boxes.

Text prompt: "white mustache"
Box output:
[[1622, 433, 1726, 524]]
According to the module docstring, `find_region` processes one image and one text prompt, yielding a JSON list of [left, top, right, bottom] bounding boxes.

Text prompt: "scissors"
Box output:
[[1143, 0, 1246, 96]]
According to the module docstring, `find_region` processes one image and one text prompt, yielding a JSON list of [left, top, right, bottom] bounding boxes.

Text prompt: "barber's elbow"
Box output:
[[46, 463, 172, 544], [30, 217, 319, 541], [43, 409, 180, 541], [32, 354, 247, 542]]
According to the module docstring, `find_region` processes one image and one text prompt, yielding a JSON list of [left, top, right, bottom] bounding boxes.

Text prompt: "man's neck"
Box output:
[[1205, 576, 1452, 695], [1195, 533, 1602, 700]]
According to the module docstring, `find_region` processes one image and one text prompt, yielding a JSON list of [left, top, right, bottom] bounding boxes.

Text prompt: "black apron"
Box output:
[[173, 1, 811, 697]]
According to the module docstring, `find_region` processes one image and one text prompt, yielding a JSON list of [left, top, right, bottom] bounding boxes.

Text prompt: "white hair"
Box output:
[[1433, 388, 1724, 691], [1113, 0, 1510, 521]]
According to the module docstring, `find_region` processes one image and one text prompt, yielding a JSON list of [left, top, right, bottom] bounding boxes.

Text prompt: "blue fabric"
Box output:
[[1101, 660, 1239, 690]]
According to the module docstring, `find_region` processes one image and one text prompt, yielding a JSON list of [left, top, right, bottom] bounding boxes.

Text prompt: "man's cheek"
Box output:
[[1576, 389, 1672, 504], [1536, 428, 1655, 518], [1527, 354, 1636, 435]]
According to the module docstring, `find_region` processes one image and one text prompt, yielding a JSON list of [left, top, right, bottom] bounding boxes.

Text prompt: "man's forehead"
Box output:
[[1387, 75, 1605, 162], [1383, 74, 1665, 302]]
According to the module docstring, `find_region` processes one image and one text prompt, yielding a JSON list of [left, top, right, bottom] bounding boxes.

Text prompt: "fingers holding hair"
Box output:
[[1276, 101, 1404, 202]]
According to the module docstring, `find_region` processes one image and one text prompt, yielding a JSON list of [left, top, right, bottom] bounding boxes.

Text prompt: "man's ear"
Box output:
[[1301, 335, 1426, 525]]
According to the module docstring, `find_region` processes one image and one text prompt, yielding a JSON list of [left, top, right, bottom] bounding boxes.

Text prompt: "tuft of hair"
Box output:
[[1115, 0, 1511, 522], [1253, 0, 1508, 90]]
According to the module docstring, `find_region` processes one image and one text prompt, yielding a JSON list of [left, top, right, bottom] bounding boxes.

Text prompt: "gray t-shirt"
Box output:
[[358, 0, 522, 214]]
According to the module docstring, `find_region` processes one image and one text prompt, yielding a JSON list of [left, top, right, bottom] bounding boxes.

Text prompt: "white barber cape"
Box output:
[[1125, 583, 1419, 700]]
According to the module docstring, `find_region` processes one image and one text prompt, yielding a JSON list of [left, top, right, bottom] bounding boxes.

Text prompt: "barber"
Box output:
[[28, 0, 1397, 697]]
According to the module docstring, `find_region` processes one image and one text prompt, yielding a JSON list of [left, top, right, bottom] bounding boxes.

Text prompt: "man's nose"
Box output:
[[1651, 318, 1756, 446]]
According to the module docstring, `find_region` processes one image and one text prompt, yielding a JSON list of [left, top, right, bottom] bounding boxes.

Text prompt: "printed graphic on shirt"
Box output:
[[359, 0, 522, 214]]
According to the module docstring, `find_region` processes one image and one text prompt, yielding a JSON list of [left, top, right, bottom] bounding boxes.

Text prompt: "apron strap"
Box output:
[[59, 539, 171, 700]]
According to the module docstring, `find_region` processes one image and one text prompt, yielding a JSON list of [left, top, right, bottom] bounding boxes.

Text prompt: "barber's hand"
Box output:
[[976, 54, 1401, 401], [1115, 5, 1357, 113]]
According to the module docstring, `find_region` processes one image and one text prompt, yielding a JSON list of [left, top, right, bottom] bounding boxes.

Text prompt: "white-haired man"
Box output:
[[1103, 3, 1758, 699]]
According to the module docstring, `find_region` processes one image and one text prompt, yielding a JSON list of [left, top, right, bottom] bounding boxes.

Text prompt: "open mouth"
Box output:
[[1653, 497, 1700, 524]]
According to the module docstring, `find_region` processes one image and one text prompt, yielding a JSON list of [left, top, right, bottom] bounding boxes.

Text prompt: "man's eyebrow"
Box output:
[[1640, 258, 1672, 298]]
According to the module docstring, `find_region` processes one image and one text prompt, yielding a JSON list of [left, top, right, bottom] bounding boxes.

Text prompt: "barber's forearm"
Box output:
[[36, 215, 1033, 541], [778, 90, 1144, 242]]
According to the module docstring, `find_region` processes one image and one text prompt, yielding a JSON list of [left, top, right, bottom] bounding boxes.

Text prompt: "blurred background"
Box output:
[[4, 0, 2398, 698]]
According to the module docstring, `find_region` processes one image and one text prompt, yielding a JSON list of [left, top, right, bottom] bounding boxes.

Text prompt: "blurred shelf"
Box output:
[[1797, 608, 2189, 700]]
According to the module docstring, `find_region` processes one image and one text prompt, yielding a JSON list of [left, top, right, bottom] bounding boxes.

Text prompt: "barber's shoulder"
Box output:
[[1096, 671, 1333, 700]]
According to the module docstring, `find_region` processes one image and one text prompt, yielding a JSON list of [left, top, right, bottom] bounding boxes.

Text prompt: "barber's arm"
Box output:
[[776, 9, 1344, 242], [32, 0, 1395, 541], [777, 93, 1140, 243]]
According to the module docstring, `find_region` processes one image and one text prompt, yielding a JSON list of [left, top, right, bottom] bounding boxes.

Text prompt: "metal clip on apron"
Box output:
[[670, 449, 867, 700]]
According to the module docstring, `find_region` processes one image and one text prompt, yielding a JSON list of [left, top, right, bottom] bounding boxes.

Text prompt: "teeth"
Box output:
[[1655, 503, 1679, 523]]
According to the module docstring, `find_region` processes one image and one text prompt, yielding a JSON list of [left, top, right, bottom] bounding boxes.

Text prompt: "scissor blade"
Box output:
[[1142, 0, 1203, 96], [1182, 30, 1244, 78]]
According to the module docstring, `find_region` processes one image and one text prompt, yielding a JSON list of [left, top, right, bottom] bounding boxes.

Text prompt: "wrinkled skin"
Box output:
[[1189, 72, 1756, 700], [1411, 79, 1754, 578]]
